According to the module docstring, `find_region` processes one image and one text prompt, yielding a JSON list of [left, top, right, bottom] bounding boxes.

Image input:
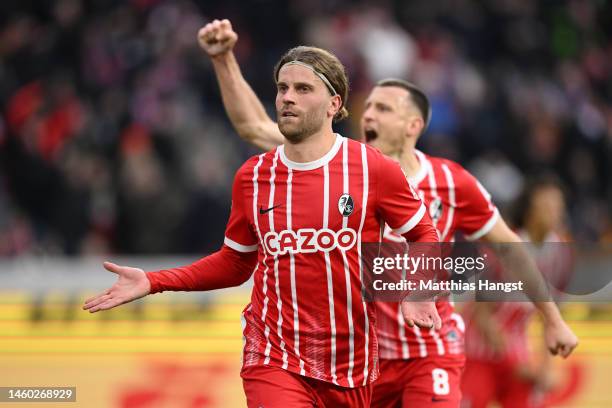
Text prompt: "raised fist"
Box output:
[[198, 19, 238, 58]]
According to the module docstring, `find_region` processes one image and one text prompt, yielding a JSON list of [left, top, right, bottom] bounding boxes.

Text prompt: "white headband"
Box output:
[[280, 60, 338, 96]]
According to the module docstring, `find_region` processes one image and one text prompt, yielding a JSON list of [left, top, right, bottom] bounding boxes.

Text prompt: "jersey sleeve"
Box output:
[[146, 246, 257, 293], [453, 164, 499, 241], [376, 154, 429, 235], [223, 161, 259, 252]]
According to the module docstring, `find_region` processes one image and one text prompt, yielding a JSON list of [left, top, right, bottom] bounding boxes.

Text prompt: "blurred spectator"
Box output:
[[0, 0, 610, 255]]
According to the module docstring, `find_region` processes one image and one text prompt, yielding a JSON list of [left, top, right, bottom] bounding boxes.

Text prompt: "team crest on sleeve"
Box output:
[[338, 194, 354, 217], [429, 197, 443, 221]]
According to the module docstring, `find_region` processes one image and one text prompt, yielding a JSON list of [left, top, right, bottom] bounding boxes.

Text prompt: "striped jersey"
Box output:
[[377, 149, 499, 360], [224, 134, 433, 387]]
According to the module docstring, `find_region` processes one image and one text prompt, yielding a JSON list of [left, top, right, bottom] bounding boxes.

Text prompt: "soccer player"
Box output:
[[198, 18, 578, 408], [462, 176, 574, 408], [83, 37, 442, 407]]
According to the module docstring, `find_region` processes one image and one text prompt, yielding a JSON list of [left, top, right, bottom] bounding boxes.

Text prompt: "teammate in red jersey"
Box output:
[[82, 31, 442, 407], [198, 18, 578, 408], [462, 176, 574, 408]]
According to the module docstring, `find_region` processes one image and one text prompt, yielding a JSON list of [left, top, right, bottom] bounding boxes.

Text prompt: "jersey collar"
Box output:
[[278, 133, 344, 171], [409, 149, 430, 185]]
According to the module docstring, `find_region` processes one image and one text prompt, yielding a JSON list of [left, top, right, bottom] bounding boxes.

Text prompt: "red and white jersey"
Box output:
[[377, 150, 499, 360], [464, 230, 572, 364], [225, 135, 431, 388]]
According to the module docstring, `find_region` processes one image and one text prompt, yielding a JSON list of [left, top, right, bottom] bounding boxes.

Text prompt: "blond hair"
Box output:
[[274, 46, 349, 122]]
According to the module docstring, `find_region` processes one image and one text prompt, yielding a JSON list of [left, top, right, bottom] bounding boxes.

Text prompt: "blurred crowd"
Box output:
[[0, 0, 610, 256]]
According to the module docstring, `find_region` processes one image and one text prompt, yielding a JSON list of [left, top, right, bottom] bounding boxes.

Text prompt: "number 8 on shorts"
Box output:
[[432, 368, 450, 395]]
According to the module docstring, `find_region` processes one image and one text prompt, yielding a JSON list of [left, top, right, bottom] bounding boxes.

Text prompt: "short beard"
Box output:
[[278, 107, 326, 144]]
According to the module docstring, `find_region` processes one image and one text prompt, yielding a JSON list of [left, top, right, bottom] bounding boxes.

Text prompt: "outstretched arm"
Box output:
[[82, 247, 257, 313], [451, 164, 578, 358], [198, 19, 284, 151], [482, 218, 578, 358], [83, 160, 260, 313]]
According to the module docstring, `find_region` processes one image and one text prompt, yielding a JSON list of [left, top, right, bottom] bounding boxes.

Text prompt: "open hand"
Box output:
[[401, 301, 442, 330], [82, 262, 150, 313]]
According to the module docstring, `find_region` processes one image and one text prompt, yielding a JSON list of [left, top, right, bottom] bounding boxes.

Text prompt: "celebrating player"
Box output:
[[198, 18, 578, 408], [83, 34, 442, 407]]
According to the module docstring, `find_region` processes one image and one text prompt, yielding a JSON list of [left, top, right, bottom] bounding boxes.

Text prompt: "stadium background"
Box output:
[[0, 0, 611, 406]]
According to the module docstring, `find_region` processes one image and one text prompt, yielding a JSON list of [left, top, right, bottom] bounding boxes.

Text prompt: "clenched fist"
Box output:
[[544, 318, 578, 358], [198, 18, 238, 58]]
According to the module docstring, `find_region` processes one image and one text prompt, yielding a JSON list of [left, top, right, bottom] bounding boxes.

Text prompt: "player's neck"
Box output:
[[394, 144, 421, 180], [283, 128, 337, 163]]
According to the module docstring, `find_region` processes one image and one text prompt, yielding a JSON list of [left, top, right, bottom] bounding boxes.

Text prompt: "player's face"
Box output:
[[528, 187, 566, 233], [275, 64, 334, 143], [361, 86, 413, 156]]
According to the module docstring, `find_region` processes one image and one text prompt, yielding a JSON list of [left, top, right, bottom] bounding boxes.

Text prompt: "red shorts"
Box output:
[[241, 365, 372, 408], [371, 355, 465, 408], [461, 359, 535, 408]]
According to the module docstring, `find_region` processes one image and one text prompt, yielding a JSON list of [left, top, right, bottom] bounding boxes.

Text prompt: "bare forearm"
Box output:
[[212, 52, 268, 124], [502, 241, 565, 324], [483, 219, 563, 323]]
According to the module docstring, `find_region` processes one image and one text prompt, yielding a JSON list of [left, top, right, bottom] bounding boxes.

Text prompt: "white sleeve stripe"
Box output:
[[224, 237, 258, 252], [393, 203, 427, 235], [475, 180, 496, 212], [464, 209, 500, 241]]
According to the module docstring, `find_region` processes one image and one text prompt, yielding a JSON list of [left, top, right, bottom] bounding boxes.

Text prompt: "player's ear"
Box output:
[[328, 94, 342, 118], [407, 115, 424, 137]]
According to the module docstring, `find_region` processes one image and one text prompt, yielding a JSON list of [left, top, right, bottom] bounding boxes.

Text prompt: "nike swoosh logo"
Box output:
[[259, 204, 282, 214]]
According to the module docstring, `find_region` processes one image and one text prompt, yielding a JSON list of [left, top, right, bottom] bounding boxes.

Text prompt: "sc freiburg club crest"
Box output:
[[338, 194, 354, 217], [429, 197, 443, 222]]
